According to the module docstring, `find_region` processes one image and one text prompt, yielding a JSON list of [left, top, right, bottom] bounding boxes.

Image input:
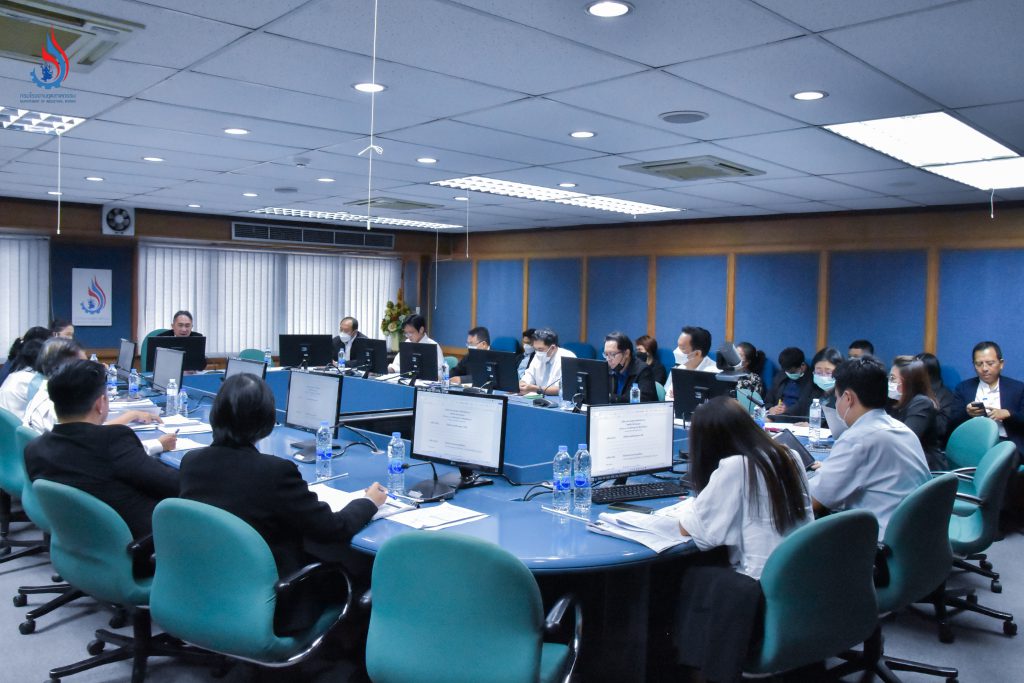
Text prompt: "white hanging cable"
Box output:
[[434, 227, 439, 310], [990, 188, 996, 219], [357, 0, 383, 231], [464, 195, 470, 258], [56, 131, 62, 236]]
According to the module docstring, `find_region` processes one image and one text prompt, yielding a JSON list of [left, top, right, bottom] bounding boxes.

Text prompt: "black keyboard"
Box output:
[[592, 480, 688, 505]]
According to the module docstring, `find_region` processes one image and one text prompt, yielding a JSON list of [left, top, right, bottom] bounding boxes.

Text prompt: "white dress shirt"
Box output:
[[0, 369, 45, 419], [808, 408, 930, 540], [664, 355, 718, 399], [975, 380, 1007, 438], [667, 452, 812, 579], [388, 334, 446, 380], [520, 346, 577, 394]]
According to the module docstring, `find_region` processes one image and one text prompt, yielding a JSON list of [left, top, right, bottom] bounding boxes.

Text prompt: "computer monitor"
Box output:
[[410, 389, 508, 500], [285, 371, 343, 461], [349, 337, 388, 374], [224, 356, 267, 380], [560, 356, 612, 406], [671, 368, 733, 421], [464, 348, 519, 393], [115, 338, 136, 379], [278, 334, 333, 368], [398, 341, 439, 382], [146, 335, 207, 372], [152, 347, 185, 393], [587, 401, 675, 483]]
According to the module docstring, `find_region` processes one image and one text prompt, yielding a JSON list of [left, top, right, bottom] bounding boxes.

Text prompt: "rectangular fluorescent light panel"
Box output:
[[924, 157, 1024, 191], [431, 176, 679, 215], [0, 106, 85, 135], [251, 207, 461, 230], [825, 112, 1016, 167]]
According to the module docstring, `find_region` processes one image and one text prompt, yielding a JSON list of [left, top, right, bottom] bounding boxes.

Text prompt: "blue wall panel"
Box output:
[[828, 250, 926, 365], [402, 260, 419, 309], [528, 258, 581, 342], [476, 259, 523, 341], [938, 249, 1024, 379], [50, 242, 134, 349], [586, 256, 648, 347], [655, 255, 727, 355], [428, 260, 472, 347], [734, 253, 819, 363]]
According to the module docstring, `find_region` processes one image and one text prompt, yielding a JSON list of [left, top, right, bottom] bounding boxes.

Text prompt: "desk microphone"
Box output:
[[531, 377, 562, 407], [737, 387, 765, 408]]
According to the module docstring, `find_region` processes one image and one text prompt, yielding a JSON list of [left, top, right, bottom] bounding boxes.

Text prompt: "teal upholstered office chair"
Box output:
[[238, 348, 266, 362], [944, 416, 998, 471], [834, 475, 960, 682], [151, 498, 351, 668], [655, 382, 666, 402], [365, 533, 581, 683], [34, 479, 206, 683], [491, 336, 519, 353], [139, 329, 169, 373], [444, 355, 458, 371], [0, 408, 46, 562], [563, 342, 596, 360], [745, 510, 879, 678]]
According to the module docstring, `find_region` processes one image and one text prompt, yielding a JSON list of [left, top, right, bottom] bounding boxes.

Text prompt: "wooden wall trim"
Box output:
[[522, 258, 530, 333], [925, 247, 940, 354], [817, 251, 830, 349], [580, 256, 589, 343], [647, 255, 657, 337], [725, 253, 736, 340]]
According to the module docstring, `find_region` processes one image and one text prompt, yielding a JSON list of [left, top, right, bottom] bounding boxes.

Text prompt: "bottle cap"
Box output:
[[392, 431, 401, 438], [578, 443, 587, 450], [558, 444, 567, 451], [320, 420, 329, 426]]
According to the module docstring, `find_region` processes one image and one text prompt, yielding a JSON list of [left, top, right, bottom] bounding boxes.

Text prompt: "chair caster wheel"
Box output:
[[49, 677, 61, 683], [108, 610, 127, 629], [0, 546, 10, 557], [939, 624, 955, 643], [946, 678, 958, 683], [13, 593, 27, 607], [87, 639, 105, 656], [980, 559, 993, 570], [992, 580, 1002, 593], [51, 574, 61, 583], [966, 592, 979, 604], [19, 619, 36, 634], [1004, 621, 1017, 636]]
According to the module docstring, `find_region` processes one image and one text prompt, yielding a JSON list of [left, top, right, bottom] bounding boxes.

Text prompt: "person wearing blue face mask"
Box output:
[[766, 347, 813, 419], [808, 347, 845, 409]]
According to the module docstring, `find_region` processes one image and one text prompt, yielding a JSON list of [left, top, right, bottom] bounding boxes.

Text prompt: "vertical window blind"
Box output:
[[0, 236, 50, 352], [138, 244, 400, 355]]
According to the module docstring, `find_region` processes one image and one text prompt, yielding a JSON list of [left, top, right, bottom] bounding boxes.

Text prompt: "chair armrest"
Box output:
[[954, 492, 984, 506], [274, 562, 354, 620], [932, 468, 976, 482], [873, 543, 892, 588], [127, 534, 155, 577], [544, 593, 582, 679], [359, 589, 372, 614]]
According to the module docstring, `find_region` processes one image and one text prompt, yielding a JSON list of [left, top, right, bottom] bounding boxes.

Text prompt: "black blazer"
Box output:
[[610, 359, 659, 403], [892, 394, 946, 469], [331, 330, 368, 360], [24, 422, 180, 539], [765, 372, 814, 417], [931, 382, 957, 443], [178, 444, 378, 579], [647, 357, 668, 387], [952, 375, 1024, 453]]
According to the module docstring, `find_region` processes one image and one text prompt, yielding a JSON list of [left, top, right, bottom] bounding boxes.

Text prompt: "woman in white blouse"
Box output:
[[671, 396, 812, 579]]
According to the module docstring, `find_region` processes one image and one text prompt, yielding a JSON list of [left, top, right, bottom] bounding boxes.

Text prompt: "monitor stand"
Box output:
[[290, 439, 338, 464], [407, 467, 493, 501]]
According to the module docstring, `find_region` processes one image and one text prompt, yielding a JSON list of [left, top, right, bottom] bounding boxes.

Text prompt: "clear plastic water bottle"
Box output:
[[165, 378, 178, 416], [809, 398, 822, 446], [441, 361, 450, 392], [629, 382, 641, 404], [178, 389, 189, 417], [552, 445, 572, 512], [315, 421, 332, 479], [128, 369, 140, 399], [264, 349, 272, 367], [337, 348, 346, 370], [387, 432, 405, 494], [573, 444, 592, 516], [89, 353, 98, 363], [753, 404, 767, 429], [106, 364, 118, 400]]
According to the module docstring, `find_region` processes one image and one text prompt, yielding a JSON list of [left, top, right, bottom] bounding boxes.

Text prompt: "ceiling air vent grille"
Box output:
[[620, 155, 765, 182], [345, 197, 442, 211], [232, 221, 395, 250]]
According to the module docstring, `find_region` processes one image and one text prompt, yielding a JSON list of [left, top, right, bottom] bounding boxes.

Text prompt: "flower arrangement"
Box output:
[[381, 293, 413, 336]]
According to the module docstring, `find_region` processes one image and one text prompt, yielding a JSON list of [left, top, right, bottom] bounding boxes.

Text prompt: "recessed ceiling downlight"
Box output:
[[659, 110, 709, 124], [587, 2, 632, 18]]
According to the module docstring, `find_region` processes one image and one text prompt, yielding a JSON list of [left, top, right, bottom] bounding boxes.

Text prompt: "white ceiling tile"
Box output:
[[484, 167, 648, 196], [666, 36, 937, 125], [825, 0, 1024, 108], [900, 189, 992, 206], [546, 154, 680, 189], [16, 149, 224, 181], [827, 197, 922, 210], [956, 101, 1024, 155], [994, 188, 1024, 202], [716, 127, 906, 175], [34, 137, 253, 172], [0, 75, 125, 118], [752, 0, 953, 32], [138, 0, 309, 29], [0, 58, 176, 98], [822, 168, 969, 195], [232, 162, 409, 192], [669, 181, 799, 205], [268, 0, 644, 95], [748, 201, 845, 214], [740, 176, 883, 201]]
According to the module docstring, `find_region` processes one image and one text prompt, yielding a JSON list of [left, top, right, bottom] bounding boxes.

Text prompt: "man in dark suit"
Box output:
[[451, 326, 490, 383], [604, 332, 658, 403], [331, 315, 368, 363], [952, 340, 1024, 454], [24, 360, 180, 540], [156, 309, 207, 369], [766, 346, 814, 418]]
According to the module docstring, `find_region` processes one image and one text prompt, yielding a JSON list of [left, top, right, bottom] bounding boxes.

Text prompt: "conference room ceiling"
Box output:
[[1, 0, 1022, 233]]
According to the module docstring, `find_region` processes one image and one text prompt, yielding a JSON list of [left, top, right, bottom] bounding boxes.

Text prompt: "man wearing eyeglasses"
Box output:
[[450, 326, 490, 384], [952, 340, 1024, 453], [603, 332, 658, 403]]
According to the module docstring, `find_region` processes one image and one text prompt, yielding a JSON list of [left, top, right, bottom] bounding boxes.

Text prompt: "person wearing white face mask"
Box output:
[[517, 327, 536, 381], [765, 347, 813, 419], [664, 326, 716, 399], [331, 316, 367, 362], [808, 356, 930, 540], [450, 326, 490, 384], [519, 328, 575, 397], [888, 355, 946, 469], [808, 347, 844, 409]]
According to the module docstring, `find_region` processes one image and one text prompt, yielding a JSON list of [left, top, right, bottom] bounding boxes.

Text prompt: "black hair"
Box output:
[[467, 326, 491, 345], [737, 341, 766, 376], [972, 340, 1003, 360], [777, 347, 805, 372], [833, 355, 888, 409], [682, 326, 711, 357], [402, 314, 427, 333], [849, 339, 875, 355], [532, 328, 559, 347], [521, 328, 536, 340], [210, 374, 277, 448], [603, 331, 633, 355], [49, 319, 72, 336], [914, 352, 944, 386], [36, 338, 84, 377], [172, 310, 194, 323], [635, 335, 658, 358], [48, 360, 106, 418], [341, 316, 359, 331], [6, 326, 50, 362], [811, 346, 844, 370], [892, 355, 937, 411], [689, 396, 809, 534], [10, 338, 44, 373]]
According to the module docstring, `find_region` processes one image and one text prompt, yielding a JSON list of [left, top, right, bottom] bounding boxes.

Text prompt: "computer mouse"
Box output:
[[533, 397, 552, 408]]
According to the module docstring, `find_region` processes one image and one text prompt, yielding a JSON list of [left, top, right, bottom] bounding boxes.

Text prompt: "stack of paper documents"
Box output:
[[310, 485, 417, 521], [588, 511, 689, 553], [765, 423, 832, 440], [167, 437, 207, 452], [388, 502, 487, 530], [109, 397, 161, 418], [157, 414, 212, 435]]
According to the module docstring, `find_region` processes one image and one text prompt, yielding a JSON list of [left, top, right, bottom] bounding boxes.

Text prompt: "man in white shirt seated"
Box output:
[[387, 314, 445, 380], [808, 356, 930, 539], [519, 328, 576, 397], [664, 325, 717, 399]]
